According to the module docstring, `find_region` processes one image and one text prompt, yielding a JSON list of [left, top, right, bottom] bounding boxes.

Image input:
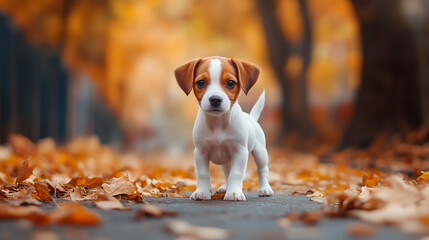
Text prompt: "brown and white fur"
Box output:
[[174, 56, 273, 201]]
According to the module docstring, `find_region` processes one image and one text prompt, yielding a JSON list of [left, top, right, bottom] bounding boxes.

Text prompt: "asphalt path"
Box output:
[[0, 191, 421, 240]]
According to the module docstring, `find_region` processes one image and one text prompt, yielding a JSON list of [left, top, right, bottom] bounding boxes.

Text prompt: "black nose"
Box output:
[[209, 96, 223, 107]]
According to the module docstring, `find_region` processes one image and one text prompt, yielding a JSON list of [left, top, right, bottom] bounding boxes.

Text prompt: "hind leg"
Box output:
[[216, 163, 231, 193], [252, 145, 274, 197]]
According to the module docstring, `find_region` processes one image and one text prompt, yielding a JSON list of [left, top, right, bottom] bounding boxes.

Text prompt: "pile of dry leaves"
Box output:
[[275, 129, 429, 234], [0, 134, 193, 226], [0, 132, 429, 234]]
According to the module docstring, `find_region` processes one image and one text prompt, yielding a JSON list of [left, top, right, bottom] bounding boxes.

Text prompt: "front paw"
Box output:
[[258, 186, 274, 197], [190, 191, 212, 201], [224, 190, 246, 201]]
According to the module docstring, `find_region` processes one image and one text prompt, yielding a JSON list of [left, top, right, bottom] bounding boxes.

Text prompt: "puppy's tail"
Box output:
[[250, 90, 265, 121]]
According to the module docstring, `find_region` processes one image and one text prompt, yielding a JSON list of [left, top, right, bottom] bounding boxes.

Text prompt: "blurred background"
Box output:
[[0, 0, 428, 155]]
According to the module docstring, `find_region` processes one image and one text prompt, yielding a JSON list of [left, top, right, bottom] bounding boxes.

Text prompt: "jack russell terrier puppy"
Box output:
[[174, 56, 274, 201]]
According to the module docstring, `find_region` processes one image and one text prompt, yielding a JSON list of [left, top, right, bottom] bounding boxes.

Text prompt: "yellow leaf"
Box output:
[[418, 171, 429, 181]]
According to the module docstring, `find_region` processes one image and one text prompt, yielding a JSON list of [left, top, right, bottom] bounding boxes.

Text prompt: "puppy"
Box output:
[[174, 56, 273, 201]]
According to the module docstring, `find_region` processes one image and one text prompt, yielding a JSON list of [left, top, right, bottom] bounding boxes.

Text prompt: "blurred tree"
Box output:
[[341, 0, 429, 148], [257, 0, 313, 141], [0, 1, 120, 145], [0, 0, 362, 149]]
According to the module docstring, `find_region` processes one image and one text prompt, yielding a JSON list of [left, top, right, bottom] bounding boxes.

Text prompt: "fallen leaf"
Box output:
[[0, 204, 44, 219], [94, 199, 130, 210], [286, 210, 324, 225], [309, 196, 325, 203], [31, 231, 60, 240], [182, 185, 196, 191], [68, 177, 103, 188], [52, 203, 103, 226], [161, 189, 189, 198], [135, 203, 177, 219], [124, 193, 145, 202], [102, 177, 137, 196], [164, 220, 233, 240], [285, 212, 300, 221], [44, 179, 66, 192], [298, 211, 324, 225], [9, 134, 35, 156], [69, 189, 85, 201], [277, 218, 292, 228], [362, 172, 379, 188], [27, 213, 52, 227], [419, 171, 429, 181], [8, 197, 42, 206], [34, 182, 52, 202], [347, 223, 377, 236], [8, 188, 42, 206], [211, 192, 225, 200], [15, 159, 34, 184]]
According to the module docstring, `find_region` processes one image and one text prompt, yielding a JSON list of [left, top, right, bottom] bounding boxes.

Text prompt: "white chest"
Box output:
[[200, 129, 236, 165], [193, 105, 250, 165]]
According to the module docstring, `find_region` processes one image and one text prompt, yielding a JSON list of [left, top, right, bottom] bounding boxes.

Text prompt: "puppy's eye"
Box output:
[[196, 79, 206, 89], [226, 80, 237, 89]]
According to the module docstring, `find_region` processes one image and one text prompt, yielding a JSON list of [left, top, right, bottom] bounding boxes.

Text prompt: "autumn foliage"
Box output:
[[0, 1, 429, 235], [0, 0, 361, 140], [0, 132, 428, 233]]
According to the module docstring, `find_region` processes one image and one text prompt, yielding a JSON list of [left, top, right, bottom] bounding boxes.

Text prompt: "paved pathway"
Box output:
[[0, 192, 420, 240]]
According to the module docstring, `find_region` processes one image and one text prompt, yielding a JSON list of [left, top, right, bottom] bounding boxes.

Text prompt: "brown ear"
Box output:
[[174, 58, 201, 95], [231, 58, 261, 95]]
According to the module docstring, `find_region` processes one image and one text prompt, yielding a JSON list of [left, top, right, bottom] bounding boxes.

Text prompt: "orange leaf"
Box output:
[[299, 211, 324, 225], [9, 134, 35, 156], [243, 181, 254, 190], [135, 203, 177, 219], [85, 177, 103, 188], [53, 203, 102, 226], [323, 184, 349, 196], [27, 213, 52, 227], [211, 192, 225, 200], [171, 170, 188, 178], [0, 204, 44, 219], [362, 172, 379, 188], [15, 159, 33, 184], [102, 177, 137, 196], [94, 199, 130, 210], [34, 182, 53, 202], [68, 177, 103, 188], [153, 181, 173, 189], [125, 193, 145, 202], [181, 185, 196, 191], [348, 223, 377, 236]]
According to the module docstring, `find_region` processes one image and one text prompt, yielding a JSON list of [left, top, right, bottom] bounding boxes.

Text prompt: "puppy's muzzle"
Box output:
[[209, 96, 223, 107]]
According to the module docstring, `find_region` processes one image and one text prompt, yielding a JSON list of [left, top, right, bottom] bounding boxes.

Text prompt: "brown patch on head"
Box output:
[[176, 57, 259, 107], [193, 57, 241, 106], [231, 58, 261, 95], [174, 58, 201, 95], [193, 58, 211, 103], [220, 59, 240, 105]]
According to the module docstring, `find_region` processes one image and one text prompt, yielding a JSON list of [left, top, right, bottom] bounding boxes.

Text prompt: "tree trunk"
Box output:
[[257, 0, 313, 142], [341, 0, 429, 148], [417, 1, 429, 127]]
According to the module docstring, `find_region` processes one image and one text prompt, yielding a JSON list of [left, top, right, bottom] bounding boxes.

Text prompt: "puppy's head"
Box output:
[[174, 56, 260, 115]]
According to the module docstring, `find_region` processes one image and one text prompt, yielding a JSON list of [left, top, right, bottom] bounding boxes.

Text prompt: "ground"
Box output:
[[0, 192, 420, 240], [2, 135, 429, 239]]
